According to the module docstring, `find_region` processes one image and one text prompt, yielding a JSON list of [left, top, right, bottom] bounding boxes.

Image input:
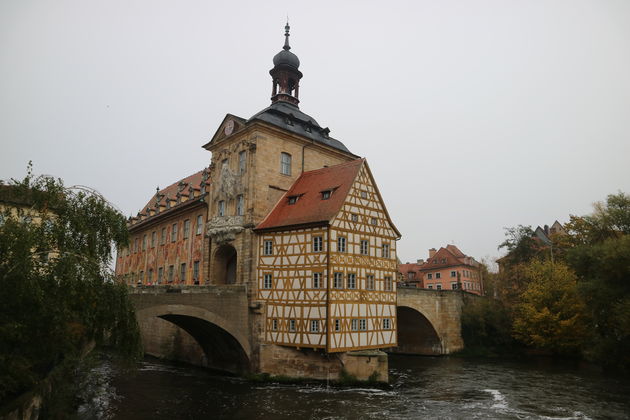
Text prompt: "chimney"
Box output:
[[417, 259, 424, 264], [429, 248, 437, 258]]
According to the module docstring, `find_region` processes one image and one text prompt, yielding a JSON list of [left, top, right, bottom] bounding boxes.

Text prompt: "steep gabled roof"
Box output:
[[445, 244, 466, 258], [419, 245, 477, 271], [139, 169, 208, 215], [255, 159, 364, 231]]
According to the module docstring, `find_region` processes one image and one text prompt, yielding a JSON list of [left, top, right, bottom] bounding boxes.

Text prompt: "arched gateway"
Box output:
[[212, 244, 237, 285]]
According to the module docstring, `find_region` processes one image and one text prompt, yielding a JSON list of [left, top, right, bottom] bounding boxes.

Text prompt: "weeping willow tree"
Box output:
[[0, 165, 141, 404]]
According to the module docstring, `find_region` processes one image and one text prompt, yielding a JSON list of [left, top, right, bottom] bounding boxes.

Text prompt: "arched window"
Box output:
[[280, 152, 291, 175]]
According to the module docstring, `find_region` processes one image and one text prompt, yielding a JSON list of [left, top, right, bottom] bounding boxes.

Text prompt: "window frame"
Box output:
[[312, 236, 323, 252], [263, 240, 273, 256], [360, 239, 369, 256], [337, 236, 346, 253], [263, 273, 272, 289], [280, 152, 292, 175]]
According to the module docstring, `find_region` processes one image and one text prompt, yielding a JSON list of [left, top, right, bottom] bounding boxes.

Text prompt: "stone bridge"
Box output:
[[393, 287, 468, 355], [129, 285, 255, 374], [129, 285, 474, 376]]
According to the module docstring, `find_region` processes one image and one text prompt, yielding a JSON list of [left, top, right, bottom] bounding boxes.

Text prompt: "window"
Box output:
[[158, 267, 163, 284], [321, 190, 331, 200], [161, 228, 166, 244], [427, 273, 433, 280], [351, 319, 358, 331], [180, 263, 186, 283], [272, 319, 278, 331], [263, 274, 272, 289], [196, 215, 203, 235], [313, 272, 322, 288], [289, 319, 296, 332], [334, 272, 343, 289], [436, 273, 441, 279], [280, 152, 291, 175], [371, 217, 377, 226], [236, 195, 244, 216], [441, 258, 447, 264], [451, 282, 459, 290], [359, 319, 367, 331], [347, 273, 356, 289], [310, 320, 319, 332], [168, 265, 174, 283], [383, 318, 391, 329], [312, 236, 323, 252], [366, 274, 375, 290], [408, 272, 415, 280], [288, 195, 298, 205], [427, 284, 433, 289], [134, 238, 138, 253], [193, 261, 200, 283], [142, 235, 147, 250], [360, 191, 367, 199], [171, 223, 178, 242], [148, 269, 153, 284], [360, 240, 369, 255], [239, 150, 247, 174], [436, 284, 442, 290], [351, 213, 358, 222], [139, 271, 144, 284], [218, 200, 225, 216], [384, 276, 393, 291], [337, 237, 346, 253], [382, 243, 390, 258], [334, 319, 341, 332], [263, 240, 273, 256], [151, 231, 156, 248], [183, 219, 190, 239], [451, 271, 456, 278]]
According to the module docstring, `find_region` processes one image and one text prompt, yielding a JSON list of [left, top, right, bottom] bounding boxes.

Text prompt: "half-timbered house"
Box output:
[[255, 158, 401, 352]]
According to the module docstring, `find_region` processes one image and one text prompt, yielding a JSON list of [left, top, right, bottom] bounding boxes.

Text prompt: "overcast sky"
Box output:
[[2, 0, 629, 265]]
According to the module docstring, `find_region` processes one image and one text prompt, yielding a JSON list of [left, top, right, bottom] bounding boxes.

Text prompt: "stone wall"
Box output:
[[258, 344, 388, 383]]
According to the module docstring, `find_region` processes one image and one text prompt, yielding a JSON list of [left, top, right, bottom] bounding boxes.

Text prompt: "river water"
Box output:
[[77, 355, 630, 419]]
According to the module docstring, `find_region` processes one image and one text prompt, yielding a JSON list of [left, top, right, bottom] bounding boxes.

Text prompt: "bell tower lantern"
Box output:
[[270, 23, 303, 106]]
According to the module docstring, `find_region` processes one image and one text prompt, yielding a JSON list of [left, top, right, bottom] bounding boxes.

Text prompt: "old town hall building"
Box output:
[[116, 24, 400, 375]]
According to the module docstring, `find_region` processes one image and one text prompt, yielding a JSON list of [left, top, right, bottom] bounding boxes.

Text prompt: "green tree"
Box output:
[[567, 235, 630, 371], [0, 167, 141, 404], [512, 260, 589, 355]]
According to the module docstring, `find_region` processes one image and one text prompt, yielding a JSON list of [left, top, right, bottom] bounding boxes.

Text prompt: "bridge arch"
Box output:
[[395, 306, 443, 355], [136, 304, 251, 374]]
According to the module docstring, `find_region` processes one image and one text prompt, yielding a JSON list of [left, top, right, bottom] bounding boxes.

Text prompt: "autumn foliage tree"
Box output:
[[512, 260, 589, 355]]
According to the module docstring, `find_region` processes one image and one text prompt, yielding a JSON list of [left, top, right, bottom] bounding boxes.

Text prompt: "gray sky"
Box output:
[[2, 0, 630, 265]]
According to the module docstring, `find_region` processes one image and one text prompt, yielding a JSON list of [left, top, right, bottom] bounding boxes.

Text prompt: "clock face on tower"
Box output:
[[224, 120, 235, 136]]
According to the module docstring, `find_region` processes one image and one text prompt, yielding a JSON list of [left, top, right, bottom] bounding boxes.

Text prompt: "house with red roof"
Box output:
[[115, 169, 210, 285], [255, 158, 401, 352], [416, 245, 483, 295]]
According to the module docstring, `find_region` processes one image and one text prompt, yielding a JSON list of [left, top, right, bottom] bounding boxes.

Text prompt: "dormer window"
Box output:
[[288, 195, 299, 205], [321, 190, 332, 200]]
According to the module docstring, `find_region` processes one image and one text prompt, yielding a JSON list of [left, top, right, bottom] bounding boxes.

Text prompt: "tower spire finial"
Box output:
[[283, 20, 291, 51]]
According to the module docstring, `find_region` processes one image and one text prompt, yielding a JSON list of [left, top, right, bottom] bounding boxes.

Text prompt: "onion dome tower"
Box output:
[[270, 22, 303, 106]]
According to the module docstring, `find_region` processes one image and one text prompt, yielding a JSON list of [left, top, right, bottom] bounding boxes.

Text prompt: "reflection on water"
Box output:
[[78, 355, 630, 420]]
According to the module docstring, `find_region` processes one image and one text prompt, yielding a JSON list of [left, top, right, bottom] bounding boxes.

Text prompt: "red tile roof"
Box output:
[[255, 159, 364, 231], [419, 244, 478, 271], [139, 169, 209, 215]]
